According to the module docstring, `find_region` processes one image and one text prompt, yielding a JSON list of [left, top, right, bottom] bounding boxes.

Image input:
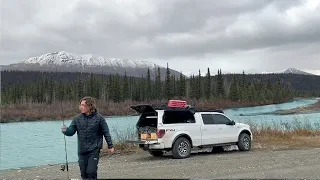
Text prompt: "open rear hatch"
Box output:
[[127, 104, 159, 144], [130, 104, 157, 114]]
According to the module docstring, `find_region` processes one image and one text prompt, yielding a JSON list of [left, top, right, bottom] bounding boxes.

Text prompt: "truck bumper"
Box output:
[[148, 143, 165, 149], [126, 140, 165, 150]]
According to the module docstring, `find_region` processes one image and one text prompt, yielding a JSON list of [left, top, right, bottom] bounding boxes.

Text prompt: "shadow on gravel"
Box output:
[[136, 148, 241, 161]]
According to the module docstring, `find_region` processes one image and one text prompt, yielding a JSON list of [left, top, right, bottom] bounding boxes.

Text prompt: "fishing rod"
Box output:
[[57, 66, 70, 180], [61, 112, 70, 180]]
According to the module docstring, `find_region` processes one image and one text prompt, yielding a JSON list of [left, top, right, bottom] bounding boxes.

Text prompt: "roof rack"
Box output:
[[150, 103, 168, 110], [149, 100, 224, 114], [196, 109, 224, 114]]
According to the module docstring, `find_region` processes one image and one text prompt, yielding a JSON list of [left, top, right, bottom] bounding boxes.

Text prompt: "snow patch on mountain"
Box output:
[[22, 51, 159, 69]]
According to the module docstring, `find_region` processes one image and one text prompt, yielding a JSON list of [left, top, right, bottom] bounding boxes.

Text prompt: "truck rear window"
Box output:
[[163, 110, 195, 124]]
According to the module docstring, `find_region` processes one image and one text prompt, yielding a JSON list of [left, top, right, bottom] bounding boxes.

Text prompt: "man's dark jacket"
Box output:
[[63, 111, 113, 154]]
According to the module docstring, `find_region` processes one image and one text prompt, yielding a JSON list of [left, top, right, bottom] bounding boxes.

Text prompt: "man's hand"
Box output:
[[107, 147, 114, 155], [61, 125, 67, 133]]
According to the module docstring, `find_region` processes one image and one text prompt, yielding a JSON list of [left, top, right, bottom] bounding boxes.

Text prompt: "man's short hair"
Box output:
[[80, 96, 98, 113]]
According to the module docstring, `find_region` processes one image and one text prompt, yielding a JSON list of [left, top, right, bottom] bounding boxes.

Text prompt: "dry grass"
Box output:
[[247, 119, 320, 151], [1, 98, 291, 122], [0, 101, 79, 123], [100, 126, 141, 156], [252, 129, 320, 150], [100, 142, 141, 157], [0, 100, 142, 123]]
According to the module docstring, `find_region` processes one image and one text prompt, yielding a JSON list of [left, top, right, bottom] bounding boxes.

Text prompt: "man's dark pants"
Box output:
[[78, 149, 100, 179]]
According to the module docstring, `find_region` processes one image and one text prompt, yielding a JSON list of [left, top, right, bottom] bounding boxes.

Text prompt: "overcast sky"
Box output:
[[1, 0, 320, 75]]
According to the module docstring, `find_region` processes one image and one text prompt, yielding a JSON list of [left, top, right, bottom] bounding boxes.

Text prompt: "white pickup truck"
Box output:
[[127, 100, 253, 159]]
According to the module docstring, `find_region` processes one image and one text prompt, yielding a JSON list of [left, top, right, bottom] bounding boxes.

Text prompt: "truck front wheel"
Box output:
[[172, 137, 191, 159], [237, 133, 251, 151]]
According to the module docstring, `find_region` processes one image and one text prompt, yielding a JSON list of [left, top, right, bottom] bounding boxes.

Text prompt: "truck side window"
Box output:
[[163, 110, 195, 124], [212, 114, 230, 124], [201, 114, 215, 124]]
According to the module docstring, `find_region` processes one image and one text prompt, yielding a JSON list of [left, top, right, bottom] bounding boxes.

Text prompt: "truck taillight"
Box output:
[[157, 129, 165, 138]]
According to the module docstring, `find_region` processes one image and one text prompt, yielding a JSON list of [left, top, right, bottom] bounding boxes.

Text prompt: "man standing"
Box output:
[[61, 96, 114, 179]]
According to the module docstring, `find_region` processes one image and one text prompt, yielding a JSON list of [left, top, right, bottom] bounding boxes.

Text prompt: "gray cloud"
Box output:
[[1, 0, 320, 74]]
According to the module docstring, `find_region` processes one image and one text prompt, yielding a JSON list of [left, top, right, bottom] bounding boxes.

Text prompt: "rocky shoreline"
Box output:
[[273, 99, 320, 115]]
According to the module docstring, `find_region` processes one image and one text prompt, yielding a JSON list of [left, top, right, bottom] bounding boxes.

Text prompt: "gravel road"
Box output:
[[2, 147, 320, 179]]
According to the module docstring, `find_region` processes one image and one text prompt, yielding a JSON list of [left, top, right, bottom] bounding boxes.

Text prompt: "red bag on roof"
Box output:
[[168, 100, 187, 108]]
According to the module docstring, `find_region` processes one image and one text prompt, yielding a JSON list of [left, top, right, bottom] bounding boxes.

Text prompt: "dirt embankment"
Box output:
[[1, 98, 291, 123]]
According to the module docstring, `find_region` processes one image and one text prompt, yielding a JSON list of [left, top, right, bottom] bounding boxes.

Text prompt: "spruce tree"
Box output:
[[154, 67, 162, 100], [146, 69, 152, 101], [123, 72, 130, 100], [216, 69, 225, 99], [179, 72, 186, 98], [229, 74, 239, 101], [205, 67, 211, 99], [196, 69, 202, 99], [165, 63, 172, 100], [172, 75, 176, 98], [113, 73, 121, 102]]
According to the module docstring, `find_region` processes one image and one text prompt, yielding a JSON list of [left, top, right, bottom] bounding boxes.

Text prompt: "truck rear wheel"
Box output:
[[237, 133, 251, 151], [172, 137, 191, 159]]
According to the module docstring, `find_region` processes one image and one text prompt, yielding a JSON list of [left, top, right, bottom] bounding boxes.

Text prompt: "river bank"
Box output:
[[273, 99, 320, 115], [1, 112, 320, 173], [0, 98, 293, 123], [2, 126, 320, 179]]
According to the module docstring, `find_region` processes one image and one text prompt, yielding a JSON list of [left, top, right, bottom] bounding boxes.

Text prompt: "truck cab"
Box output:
[[127, 100, 253, 159]]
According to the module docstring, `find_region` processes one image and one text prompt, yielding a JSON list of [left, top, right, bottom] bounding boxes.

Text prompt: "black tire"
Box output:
[[148, 150, 164, 157], [172, 137, 191, 159], [237, 133, 251, 151]]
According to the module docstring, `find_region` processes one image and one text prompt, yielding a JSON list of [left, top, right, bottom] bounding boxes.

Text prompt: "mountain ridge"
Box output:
[[1, 51, 182, 80], [261, 68, 315, 76], [21, 51, 159, 69]]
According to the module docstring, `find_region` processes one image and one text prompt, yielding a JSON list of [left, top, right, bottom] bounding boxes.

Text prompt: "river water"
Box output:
[[1, 98, 319, 170]]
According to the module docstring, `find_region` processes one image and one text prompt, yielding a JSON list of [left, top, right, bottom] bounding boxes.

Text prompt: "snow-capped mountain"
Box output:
[[279, 68, 314, 75], [262, 68, 315, 76], [22, 51, 157, 69], [1, 51, 182, 79]]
